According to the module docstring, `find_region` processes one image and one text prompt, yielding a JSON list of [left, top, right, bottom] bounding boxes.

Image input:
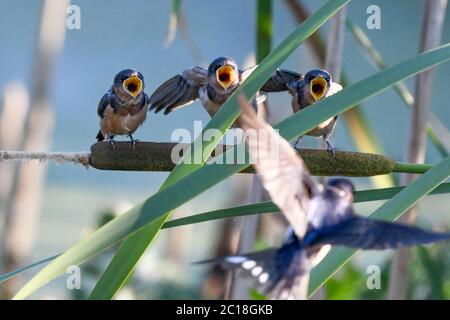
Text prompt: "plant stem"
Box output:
[[392, 162, 433, 174]]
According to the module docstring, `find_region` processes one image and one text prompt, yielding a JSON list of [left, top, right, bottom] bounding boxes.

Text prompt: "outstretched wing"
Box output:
[[238, 94, 317, 238], [260, 69, 303, 95], [308, 216, 450, 250], [148, 66, 208, 114]]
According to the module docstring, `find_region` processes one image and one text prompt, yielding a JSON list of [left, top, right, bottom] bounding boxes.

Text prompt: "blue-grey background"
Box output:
[[0, 0, 449, 299]]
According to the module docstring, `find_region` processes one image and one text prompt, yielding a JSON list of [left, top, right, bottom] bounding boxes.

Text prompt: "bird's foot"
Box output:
[[107, 138, 116, 149], [325, 140, 336, 157], [129, 135, 139, 148], [293, 137, 303, 152]]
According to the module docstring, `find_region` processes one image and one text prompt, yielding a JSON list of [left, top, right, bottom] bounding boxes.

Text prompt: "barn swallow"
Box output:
[[148, 57, 258, 117], [261, 69, 343, 154], [96, 69, 149, 147], [196, 95, 450, 300]]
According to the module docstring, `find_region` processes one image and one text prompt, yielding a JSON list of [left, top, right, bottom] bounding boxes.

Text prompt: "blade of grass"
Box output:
[[161, 182, 450, 229], [308, 155, 450, 297], [256, 0, 272, 63], [14, 40, 450, 300], [0, 254, 60, 284]]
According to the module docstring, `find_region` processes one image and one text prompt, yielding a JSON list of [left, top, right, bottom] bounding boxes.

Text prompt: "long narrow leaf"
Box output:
[[14, 40, 450, 299], [162, 182, 450, 229], [0, 254, 60, 284]]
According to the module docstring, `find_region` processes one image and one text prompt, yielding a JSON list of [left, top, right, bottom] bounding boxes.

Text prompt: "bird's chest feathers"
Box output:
[[292, 93, 334, 136], [199, 86, 230, 117], [101, 104, 147, 135]]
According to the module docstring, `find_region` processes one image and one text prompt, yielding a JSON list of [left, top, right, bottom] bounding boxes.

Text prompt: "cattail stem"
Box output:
[[0, 142, 436, 176], [393, 162, 433, 174]]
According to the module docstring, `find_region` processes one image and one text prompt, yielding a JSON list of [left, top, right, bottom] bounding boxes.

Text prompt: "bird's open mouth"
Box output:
[[216, 65, 236, 90], [310, 76, 328, 101], [123, 75, 143, 98]]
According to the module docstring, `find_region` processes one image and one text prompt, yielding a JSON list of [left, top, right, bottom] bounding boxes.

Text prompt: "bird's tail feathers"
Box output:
[[193, 249, 280, 295]]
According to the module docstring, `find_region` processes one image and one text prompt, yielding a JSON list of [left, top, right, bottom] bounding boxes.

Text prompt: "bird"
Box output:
[[96, 69, 149, 147], [148, 57, 258, 117], [196, 95, 450, 300], [261, 69, 343, 154]]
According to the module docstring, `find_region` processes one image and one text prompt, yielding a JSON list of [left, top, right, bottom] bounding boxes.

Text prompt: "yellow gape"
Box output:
[[123, 75, 143, 98], [310, 76, 328, 101], [216, 64, 236, 90]]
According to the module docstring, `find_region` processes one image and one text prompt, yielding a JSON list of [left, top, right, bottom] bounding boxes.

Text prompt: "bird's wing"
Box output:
[[97, 93, 111, 118], [309, 216, 450, 250], [238, 95, 317, 238], [326, 82, 343, 97], [239, 65, 258, 82], [148, 66, 208, 114], [260, 69, 302, 95]]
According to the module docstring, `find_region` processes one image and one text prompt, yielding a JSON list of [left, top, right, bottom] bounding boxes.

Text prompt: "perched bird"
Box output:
[[148, 57, 258, 117], [96, 69, 149, 146], [196, 95, 450, 300], [261, 69, 343, 153]]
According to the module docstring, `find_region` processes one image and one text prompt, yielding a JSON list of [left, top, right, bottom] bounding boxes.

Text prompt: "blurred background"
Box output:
[[0, 0, 449, 299]]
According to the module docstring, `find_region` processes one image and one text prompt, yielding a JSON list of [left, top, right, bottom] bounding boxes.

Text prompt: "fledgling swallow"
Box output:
[[96, 69, 149, 147], [196, 95, 450, 300], [148, 57, 258, 117], [261, 69, 343, 154]]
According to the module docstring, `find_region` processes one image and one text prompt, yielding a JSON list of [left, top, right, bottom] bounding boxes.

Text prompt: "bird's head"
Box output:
[[208, 57, 239, 93], [304, 69, 331, 102], [114, 69, 145, 100], [326, 178, 355, 201]]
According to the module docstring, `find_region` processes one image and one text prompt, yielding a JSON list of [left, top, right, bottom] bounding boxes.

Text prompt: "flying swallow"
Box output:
[[96, 69, 149, 147], [148, 57, 258, 117], [261, 69, 343, 154], [196, 95, 450, 300]]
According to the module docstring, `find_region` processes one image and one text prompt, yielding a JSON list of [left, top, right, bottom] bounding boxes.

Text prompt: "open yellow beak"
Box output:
[[309, 76, 328, 101], [216, 65, 236, 91], [123, 75, 143, 98]]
